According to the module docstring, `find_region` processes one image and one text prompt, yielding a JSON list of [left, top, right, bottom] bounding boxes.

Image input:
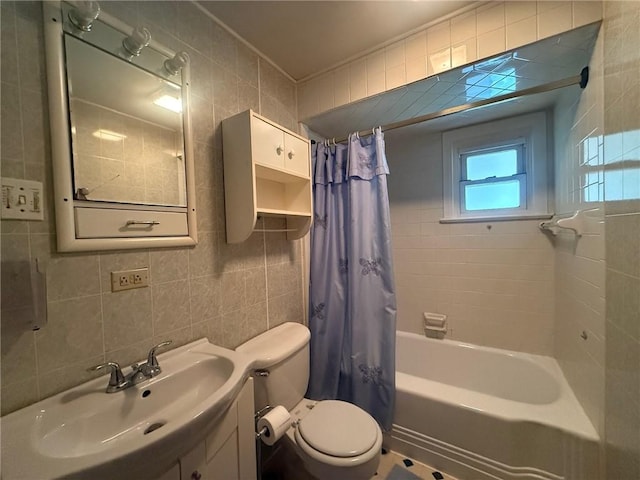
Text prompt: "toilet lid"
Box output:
[[297, 400, 378, 458]]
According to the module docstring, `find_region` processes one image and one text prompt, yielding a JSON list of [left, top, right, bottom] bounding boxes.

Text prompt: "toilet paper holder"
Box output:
[[255, 404, 273, 439]]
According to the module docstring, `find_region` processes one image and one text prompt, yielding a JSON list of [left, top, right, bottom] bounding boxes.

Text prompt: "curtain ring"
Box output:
[[332, 138, 336, 146]]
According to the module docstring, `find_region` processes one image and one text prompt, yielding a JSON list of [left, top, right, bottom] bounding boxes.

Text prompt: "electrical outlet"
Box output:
[[111, 268, 149, 292]]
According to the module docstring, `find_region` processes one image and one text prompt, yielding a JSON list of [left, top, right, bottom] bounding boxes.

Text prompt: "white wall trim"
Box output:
[[192, 1, 297, 84]]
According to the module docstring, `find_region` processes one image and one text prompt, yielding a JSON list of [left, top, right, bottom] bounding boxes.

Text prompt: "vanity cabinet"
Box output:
[[222, 110, 312, 243], [156, 378, 256, 480]]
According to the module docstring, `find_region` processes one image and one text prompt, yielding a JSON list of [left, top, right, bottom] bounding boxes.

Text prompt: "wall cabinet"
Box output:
[[222, 110, 312, 243], [156, 378, 256, 480]]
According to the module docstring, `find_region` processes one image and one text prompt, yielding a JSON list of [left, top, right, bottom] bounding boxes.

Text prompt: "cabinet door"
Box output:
[[156, 464, 180, 480], [284, 133, 310, 176], [180, 442, 208, 480], [251, 116, 285, 169], [206, 430, 239, 480]]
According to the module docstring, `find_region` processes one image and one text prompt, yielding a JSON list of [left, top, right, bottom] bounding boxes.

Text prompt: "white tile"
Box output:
[[386, 64, 406, 90], [316, 73, 334, 113], [405, 31, 427, 59], [451, 10, 476, 44], [366, 51, 385, 73], [477, 2, 505, 35], [406, 56, 427, 83], [505, 1, 537, 24], [477, 27, 506, 59], [537, 3, 573, 38], [451, 38, 476, 68], [333, 66, 350, 107], [536, 1, 566, 13], [297, 80, 319, 119], [385, 43, 405, 68], [506, 15, 537, 50], [367, 69, 385, 96], [572, 1, 603, 27], [427, 21, 451, 53], [349, 59, 367, 102], [428, 47, 451, 75]]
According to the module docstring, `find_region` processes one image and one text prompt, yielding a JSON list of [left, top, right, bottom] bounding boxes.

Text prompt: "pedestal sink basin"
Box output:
[[1, 339, 252, 479]]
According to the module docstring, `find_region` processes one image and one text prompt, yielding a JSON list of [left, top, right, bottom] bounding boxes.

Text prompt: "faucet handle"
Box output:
[[88, 361, 127, 390], [143, 340, 172, 377]]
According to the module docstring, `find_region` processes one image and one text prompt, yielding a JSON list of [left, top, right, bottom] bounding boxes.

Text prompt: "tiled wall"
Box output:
[[0, 1, 303, 415], [385, 128, 556, 355], [298, 1, 602, 121], [602, 1, 640, 478], [552, 28, 605, 436], [72, 99, 185, 206]]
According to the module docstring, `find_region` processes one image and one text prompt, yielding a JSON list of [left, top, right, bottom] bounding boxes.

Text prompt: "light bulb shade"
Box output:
[[68, 1, 101, 32], [122, 25, 151, 56], [164, 51, 189, 76]]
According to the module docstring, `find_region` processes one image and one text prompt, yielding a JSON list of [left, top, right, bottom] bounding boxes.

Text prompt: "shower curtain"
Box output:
[[307, 128, 397, 431]]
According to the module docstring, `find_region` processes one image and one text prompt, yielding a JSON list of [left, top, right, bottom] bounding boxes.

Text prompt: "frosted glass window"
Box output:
[[459, 143, 525, 212], [464, 180, 521, 210], [465, 149, 519, 180]]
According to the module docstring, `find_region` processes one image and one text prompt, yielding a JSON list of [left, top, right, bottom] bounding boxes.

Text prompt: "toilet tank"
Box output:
[[236, 322, 310, 411]]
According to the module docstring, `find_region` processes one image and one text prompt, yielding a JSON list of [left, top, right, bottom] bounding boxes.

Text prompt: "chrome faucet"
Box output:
[[87, 361, 128, 393], [139, 340, 172, 378], [88, 340, 172, 393]]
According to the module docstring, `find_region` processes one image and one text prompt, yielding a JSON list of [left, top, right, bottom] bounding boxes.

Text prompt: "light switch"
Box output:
[[1, 177, 44, 221]]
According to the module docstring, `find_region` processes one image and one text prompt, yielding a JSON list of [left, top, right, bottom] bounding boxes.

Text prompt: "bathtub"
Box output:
[[387, 332, 600, 480]]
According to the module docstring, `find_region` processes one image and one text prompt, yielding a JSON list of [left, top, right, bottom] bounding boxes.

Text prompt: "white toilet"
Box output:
[[236, 322, 382, 480]]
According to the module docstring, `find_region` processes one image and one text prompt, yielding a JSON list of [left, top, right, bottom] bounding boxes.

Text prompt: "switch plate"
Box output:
[[1, 177, 44, 220], [111, 268, 149, 292]]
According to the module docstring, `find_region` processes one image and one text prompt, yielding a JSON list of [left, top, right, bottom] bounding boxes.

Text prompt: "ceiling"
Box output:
[[198, 1, 476, 81], [303, 23, 600, 139]]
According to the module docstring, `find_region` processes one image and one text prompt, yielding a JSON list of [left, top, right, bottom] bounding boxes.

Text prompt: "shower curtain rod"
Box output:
[[326, 66, 589, 144]]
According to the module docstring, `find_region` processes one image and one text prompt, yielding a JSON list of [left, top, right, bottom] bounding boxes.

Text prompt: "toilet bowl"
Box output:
[[236, 322, 382, 480], [286, 399, 382, 480]]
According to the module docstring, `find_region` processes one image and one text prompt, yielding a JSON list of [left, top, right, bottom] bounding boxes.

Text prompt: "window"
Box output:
[[460, 142, 526, 213], [442, 112, 549, 222]]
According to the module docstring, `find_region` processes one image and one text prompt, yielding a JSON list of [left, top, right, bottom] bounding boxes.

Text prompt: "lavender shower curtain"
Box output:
[[307, 128, 397, 430]]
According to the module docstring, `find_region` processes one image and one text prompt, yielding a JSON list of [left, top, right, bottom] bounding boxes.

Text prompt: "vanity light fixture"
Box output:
[[164, 52, 189, 76], [67, 0, 101, 32], [122, 25, 151, 57], [153, 94, 182, 113]]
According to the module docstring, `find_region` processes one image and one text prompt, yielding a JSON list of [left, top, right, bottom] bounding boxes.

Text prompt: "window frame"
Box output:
[[442, 111, 550, 223]]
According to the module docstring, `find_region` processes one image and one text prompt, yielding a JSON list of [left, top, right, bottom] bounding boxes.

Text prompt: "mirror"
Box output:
[[44, 1, 197, 252], [67, 35, 187, 206]]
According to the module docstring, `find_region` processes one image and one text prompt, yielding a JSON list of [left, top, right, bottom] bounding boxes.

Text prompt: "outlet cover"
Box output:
[[111, 268, 149, 292]]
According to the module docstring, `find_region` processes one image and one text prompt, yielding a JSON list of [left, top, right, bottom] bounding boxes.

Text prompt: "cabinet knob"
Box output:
[[276, 145, 284, 155], [191, 471, 202, 480], [288, 149, 295, 159]]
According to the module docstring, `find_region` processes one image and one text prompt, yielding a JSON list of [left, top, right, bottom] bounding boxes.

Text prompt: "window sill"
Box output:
[[439, 213, 553, 224]]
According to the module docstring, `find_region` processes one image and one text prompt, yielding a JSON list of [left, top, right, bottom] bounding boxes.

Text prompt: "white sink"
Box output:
[[1, 339, 252, 479]]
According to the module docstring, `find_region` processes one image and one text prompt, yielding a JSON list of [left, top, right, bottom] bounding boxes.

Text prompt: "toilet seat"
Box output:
[[293, 400, 382, 467]]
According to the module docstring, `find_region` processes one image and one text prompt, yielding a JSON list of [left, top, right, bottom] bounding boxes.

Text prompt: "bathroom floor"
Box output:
[[375, 450, 458, 479], [262, 444, 457, 480]]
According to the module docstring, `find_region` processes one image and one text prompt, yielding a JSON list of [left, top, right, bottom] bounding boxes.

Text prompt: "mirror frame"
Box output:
[[43, 1, 197, 252]]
